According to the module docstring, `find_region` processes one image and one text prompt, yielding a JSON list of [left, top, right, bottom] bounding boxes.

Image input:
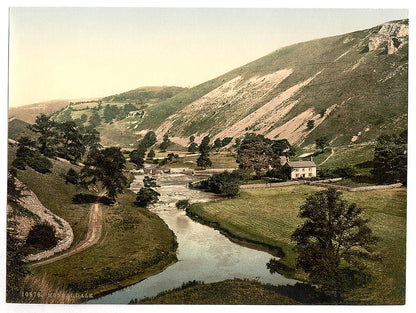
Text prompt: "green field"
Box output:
[[32, 189, 177, 296], [188, 185, 406, 304], [319, 144, 375, 175], [136, 279, 301, 304], [10, 153, 178, 298]]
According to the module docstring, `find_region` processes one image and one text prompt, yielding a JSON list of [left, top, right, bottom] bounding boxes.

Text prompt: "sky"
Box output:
[[8, 6, 409, 107]]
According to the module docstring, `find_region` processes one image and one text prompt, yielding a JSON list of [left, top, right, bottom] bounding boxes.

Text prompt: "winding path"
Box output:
[[31, 192, 104, 267], [317, 148, 335, 166]]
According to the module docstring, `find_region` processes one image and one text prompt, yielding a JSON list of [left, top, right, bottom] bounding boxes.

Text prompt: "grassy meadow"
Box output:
[[136, 279, 301, 304], [188, 185, 406, 304], [31, 189, 178, 296], [8, 149, 178, 298]]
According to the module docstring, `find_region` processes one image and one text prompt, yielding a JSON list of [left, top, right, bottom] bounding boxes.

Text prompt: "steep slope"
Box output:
[[126, 20, 407, 147]]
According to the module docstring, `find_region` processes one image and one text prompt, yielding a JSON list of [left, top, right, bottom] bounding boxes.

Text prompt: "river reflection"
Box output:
[[88, 174, 297, 304]]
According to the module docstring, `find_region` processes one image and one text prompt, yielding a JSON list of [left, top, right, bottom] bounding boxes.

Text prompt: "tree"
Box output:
[[80, 126, 101, 151], [197, 136, 212, 168], [89, 110, 101, 128], [237, 133, 279, 177], [198, 171, 240, 197], [372, 131, 407, 185], [199, 136, 211, 154], [134, 187, 160, 208], [213, 138, 222, 150], [143, 176, 159, 188], [57, 121, 85, 162], [81, 147, 127, 202], [130, 143, 147, 169], [315, 136, 329, 153], [29, 114, 58, 157], [306, 120, 315, 130], [188, 142, 198, 153], [197, 152, 212, 168], [159, 134, 171, 152], [141, 131, 157, 148], [292, 188, 378, 299], [147, 149, 155, 159]]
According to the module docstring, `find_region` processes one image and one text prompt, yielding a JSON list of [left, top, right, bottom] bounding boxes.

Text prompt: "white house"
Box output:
[[287, 160, 317, 179]]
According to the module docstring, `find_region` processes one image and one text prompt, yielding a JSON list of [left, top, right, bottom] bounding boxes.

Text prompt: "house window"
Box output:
[[309, 168, 312, 171], [302, 168, 305, 172], [309, 173, 312, 177]]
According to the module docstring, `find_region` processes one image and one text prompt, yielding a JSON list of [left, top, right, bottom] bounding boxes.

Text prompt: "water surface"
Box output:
[[88, 174, 297, 304]]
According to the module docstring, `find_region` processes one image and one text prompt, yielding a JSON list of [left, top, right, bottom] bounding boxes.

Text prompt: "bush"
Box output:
[[26, 222, 58, 251], [65, 168, 79, 185], [134, 187, 160, 208], [265, 164, 291, 181], [26, 154, 53, 174], [198, 171, 240, 197], [176, 200, 191, 210], [12, 157, 26, 170], [318, 166, 356, 179]]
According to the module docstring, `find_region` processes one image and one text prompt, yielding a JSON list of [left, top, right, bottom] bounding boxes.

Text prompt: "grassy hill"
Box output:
[[101, 86, 187, 103], [9, 100, 73, 124], [110, 20, 407, 148]]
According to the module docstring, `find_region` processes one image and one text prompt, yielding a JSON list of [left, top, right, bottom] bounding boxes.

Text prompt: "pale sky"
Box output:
[[9, 7, 408, 107]]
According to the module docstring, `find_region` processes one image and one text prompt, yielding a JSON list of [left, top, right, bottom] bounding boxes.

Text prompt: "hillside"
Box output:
[[9, 100, 73, 124], [115, 20, 408, 147], [101, 86, 188, 103]]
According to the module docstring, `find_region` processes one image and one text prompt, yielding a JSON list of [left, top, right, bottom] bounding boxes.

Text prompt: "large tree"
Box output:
[[81, 147, 127, 202], [56, 121, 86, 162], [29, 114, 58, 157], [292, 188, 378, 299], [237, 133, 279, 177], [197, 135, 212, 168], [372, 131, 407, 185]]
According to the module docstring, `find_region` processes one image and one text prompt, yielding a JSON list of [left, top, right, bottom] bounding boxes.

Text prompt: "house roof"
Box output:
[[288, 160, 317, 168]]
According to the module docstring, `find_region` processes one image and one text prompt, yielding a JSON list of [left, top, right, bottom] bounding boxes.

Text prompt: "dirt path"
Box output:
[[31, 192, 104, 267], [318, 148, 335, 166]]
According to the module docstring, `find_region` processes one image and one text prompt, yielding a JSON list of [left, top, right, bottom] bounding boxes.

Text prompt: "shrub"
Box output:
[[176, 199, 191, 210], [26, 154, 53, 174], [134, 187, 160, 208], [26, 222, 58, 251], [199, 171, 240, 197], [65, 168, 79, 185], [12, 158, 26, 170]]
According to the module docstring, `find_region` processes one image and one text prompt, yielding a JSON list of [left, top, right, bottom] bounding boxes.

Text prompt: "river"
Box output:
[[88, 174, 298, 304]]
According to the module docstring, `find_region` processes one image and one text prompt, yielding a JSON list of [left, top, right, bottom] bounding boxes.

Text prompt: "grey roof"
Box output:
[[288, 160, 317, 168]]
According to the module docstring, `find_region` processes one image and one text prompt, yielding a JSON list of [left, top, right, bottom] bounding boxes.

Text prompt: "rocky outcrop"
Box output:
[[368, 21, 408, 54], [14, 180, 74, 262]]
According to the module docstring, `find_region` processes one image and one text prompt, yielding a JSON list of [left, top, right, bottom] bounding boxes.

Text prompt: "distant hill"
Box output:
[[8, 100, 73, 124], [8, 118, 35, 141], [116, 19, 408, 148], [101, 86, 188, 103]]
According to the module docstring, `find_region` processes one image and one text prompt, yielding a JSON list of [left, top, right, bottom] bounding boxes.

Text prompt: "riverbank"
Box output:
[[135, 279, 306, 304], [186, 185, 406, 304], [30, 187, 178, 300]]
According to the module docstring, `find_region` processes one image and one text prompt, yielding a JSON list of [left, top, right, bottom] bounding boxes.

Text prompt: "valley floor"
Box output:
[[187, 185, 406, 304], [10, 156, 178, 302]]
